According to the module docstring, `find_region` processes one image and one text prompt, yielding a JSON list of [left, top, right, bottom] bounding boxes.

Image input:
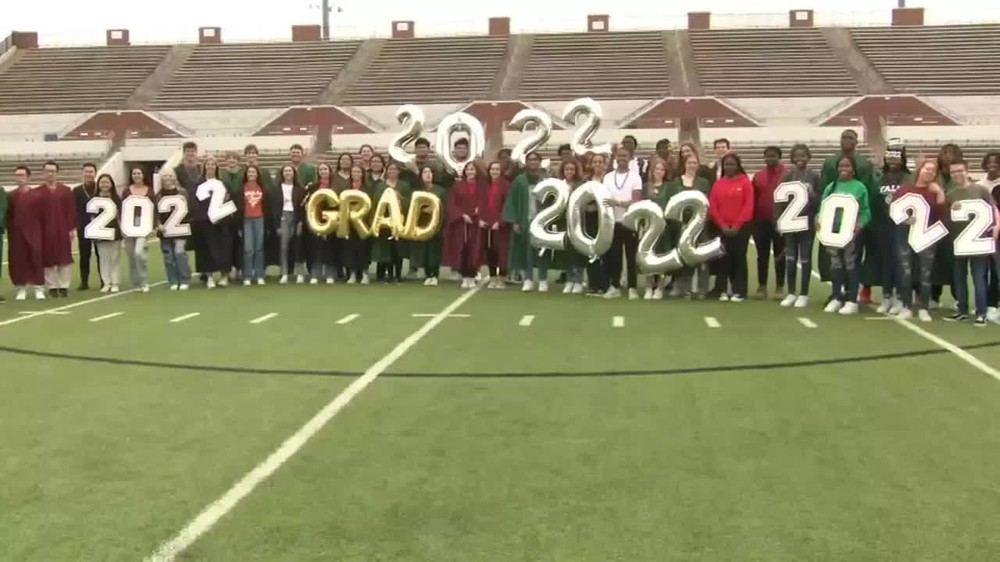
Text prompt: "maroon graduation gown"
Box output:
[[7, 186, 45, 285], [477, 179, 511, 272], [39, 183, 77, 267], [443, 179, 483, 270]]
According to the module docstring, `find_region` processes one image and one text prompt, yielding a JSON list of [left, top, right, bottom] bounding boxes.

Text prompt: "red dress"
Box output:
[[442, 179, 483, 270], [7, 186, 45, 285], [39, 183, 77, 267], [477, 178, 511, 272]]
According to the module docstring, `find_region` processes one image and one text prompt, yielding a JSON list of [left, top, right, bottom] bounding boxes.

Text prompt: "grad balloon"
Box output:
[[337, 189, 371, 239], [665, 190, 723, 265], [370, 187, 405, 239], [404, 190, 442, 242], [566, 180, 614, 261], [527, 178, 569, 253], [305, 188, 340, 238], [435, 111, 485, 175], [509, 108, 552, 169], [622, 200, 684, 274], [388, 104, 425, 165], [562, 98, 611, 156]]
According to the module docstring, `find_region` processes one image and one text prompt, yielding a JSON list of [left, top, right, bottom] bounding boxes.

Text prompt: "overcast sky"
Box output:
[[4, 0, 989, 46]]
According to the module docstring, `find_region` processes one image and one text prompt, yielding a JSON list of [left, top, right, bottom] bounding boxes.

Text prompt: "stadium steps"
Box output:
[[820, 27, 893, 95], [494, 34, 533, 99], [126, 44, 196, 110], [323, 38, 387, 105], [663, 30, 703, 97], [0, 48, 24, 76]]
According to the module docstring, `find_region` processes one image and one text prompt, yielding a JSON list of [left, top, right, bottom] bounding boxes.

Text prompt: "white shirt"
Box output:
[[603, 169, 643, 222], [612, 156, 644, 177], [281, 183, 294, 212]]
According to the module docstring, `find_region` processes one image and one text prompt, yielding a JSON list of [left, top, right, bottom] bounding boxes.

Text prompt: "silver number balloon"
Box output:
[[509, 108, 552, 169], [566, 180, 615, 261], [664, 190, 724, 266], [388, 104, 425, 165], [622, 200, 684, 274], [435, 111, 485, 175], [562, 97, 611, 157], [527, 178, 569, 254]]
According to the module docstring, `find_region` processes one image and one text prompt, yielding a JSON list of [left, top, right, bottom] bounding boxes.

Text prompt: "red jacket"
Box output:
[[709, 175, 754, 231], [751, 164, 786, 221]]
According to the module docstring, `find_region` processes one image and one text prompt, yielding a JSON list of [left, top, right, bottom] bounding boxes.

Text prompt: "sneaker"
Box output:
[[794, 295, 810, 308], [310, 278, 319, 285], [58, 288, 69, 298], [424, 277, 434, 287], [824, 300, 843, 313], [876, 298, 893, 314], [347, 277, 357, 285], [180, 284, 190, 291], [100, 285, 110, 293], [729, 295, 745, 303], [218, 277, 229, 288], [889, 301, 905, 316], [896, 308, 913, 320], [429, 277, 438, 287], [296, 275, 305, 284], [643, 287, 653, 300], [945, 312, 969, 322], [279, 275, 289, 285], [15, 289, 26, 301], [774, 286, 785, 301], [207, 277, 217, 289], [859, 286, 873, 305], [839, 302, 859, 315], [462, 278, 473, 289], [652, 288, 663, 300], [361, 274, 370, 285], [257, 279, 265, 286], [522, 280, 535, 292], [243, 279, 251, 287], [974, 315, 988, 327], [572, 283, 585, 295], [604, 287, 622, 299], [34, 288, 46, 300], [780, 294, 797, 307], [564, 283, 574, 295], [110, 285, 120, 293], [538, 280, 549, 292], [987, 307, 1000, 325], [326, 277, 335, 285], [141, 285, 150, 294], [719, 294, 730, 302], [628, 288, 640, 300], [77, 283, 89, 291], [47, 288, 57, 299], [918, 309, 933, 323]]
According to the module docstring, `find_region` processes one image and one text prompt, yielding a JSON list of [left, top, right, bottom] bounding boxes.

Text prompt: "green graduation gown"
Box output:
[[407, 184, 447, 272], [502, 171, 565, 272]]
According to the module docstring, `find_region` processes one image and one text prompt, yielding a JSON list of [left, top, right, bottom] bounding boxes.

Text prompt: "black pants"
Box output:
[[341, 236, 368, 281], [77, 226, 101, 287], [604, 223, 638, 290], [484, 230, 505, 277], [752, 219, 785, 289], [716, 227, 750, 297], [376, 241, 402, 282], [202, 221, 234, 274]]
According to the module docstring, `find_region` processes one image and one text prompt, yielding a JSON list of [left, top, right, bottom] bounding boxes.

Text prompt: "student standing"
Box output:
[[820, 156, 873, 315], [412, 166, 448, 286], [777, 144, 821, 308], [444, 162, 483, 289], [7, 166, 46, 300], [708, 153, 754, 302], [869, 141, 912, 315], [38, 161, 77, 298], [73, 162, 100, 290], [305, 162, 339, 284], [891, 159, 946, 321], [479, 161, 511, 289], [751, 146, 787, 299], [664, 153, 713, 299], [370, 162, 410, 283], [602, 147, 643, 299], [979, 151, 1000, 323], [559, 159, 586, 294], [945, 159, 998, 326], [344, 164, 371, 284], [503, 152, 548, 292], [122, 167, 153, 293], [238, 165, 267, 286], [90, 174, 122, 293], [275, 164, 307, 284], [154, 169, 191, 291], [197, 156, 236, 288]]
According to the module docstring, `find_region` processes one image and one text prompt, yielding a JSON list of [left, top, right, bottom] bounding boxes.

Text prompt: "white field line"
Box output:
[[335, 313, 360, 325], [145, 284, 483, 561], [0, 282, 166, 327], [89, 312, 124, 323], [612, 315, 624, 328], [18, 310, 69, 315], [797, 317, 818, 328], [412, 313, 470, 318], [249, 313, 278, 325], [704, 316, 720, 328], [168, 312, 200, 324], [518, 314, 535, 327]]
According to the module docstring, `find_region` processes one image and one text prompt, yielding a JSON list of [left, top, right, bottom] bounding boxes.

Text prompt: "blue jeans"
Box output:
[[243, 217, 265, 280], [827, 239, 859, 303], [879, 223, 902, 300], [954, 256, 989, 316], [566, 264, 584, 284], [784, 231, 814, 296], [524, 245, 549, 283], [898, 234, 935, 309], [161, 238, 192, 286]]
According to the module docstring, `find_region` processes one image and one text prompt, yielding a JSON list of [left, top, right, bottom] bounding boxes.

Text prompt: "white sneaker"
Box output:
[[34, 288, 46, 300], [170, 284, 179, 291], [110, 285, 120, 293], [347, 276, 356, 285], [279, 275, 289, 285], [296, 275, 305, 284], [522, 280, 535, 292], [824, 300, 843, 313], [141, 285, 150, 294], [218, 277, 229, 288], [719, 294, 730, 302], [310, 278, 319, 285], [460, 278, 472, 289], [603, 287, 622, 299], [180, 284, 190, 291], [839, 302, 859, 315], [987, 307, 1000, 324], [256, 279, 265, 286], [100, 285, 110, 293], [361, 274, 370, 285], [424, 277, 434, 286], [794, 295, 810, 308], [572, 283, 585, 295], [729, 295, 745, 303], [780, 294, 797, 307], [243, 279, 251, 287], [429, 277, 438, 287], [918, 309, 933, 323], [538, 280, 549, 292], [896, 308, 913, 320], [876, 298, 892, 314], [326, 277, 335, 285], [643, 287, 653, 300], [652, 288, 664, 300], [15, 289, 26, 301], [207, 277, 217, 289], [563, 283, 574, 294], [628, 288, 640, 300], [889, 301, 904, 315]]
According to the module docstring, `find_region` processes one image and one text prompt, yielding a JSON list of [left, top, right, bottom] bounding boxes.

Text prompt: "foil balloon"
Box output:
[[404, 190, 443, 242], [435, 111, 485, 175], [565, 180, 614, 261], [562, 98, 611, 157], [370, 187, 405, 239], [509, 108, 552, 169], [622, 200, 684, 274], [527, 178, 569, 253], [305, 188, 340, 238], [337, 189, 371, 239], [388, 104, 425, 165], [664, 190, 723, 266]]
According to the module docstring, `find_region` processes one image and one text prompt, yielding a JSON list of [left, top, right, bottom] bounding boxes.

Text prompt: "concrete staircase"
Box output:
[[663, 30, 703, 97], [321, 38, 386, 105], [494, 34, 534, 99], [0, 48, 23, 76], [820, 27, 893, 95], [125, 44, 195, 109]]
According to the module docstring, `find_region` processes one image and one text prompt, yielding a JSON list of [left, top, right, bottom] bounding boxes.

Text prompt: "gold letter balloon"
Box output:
[[337, 189, 372, 239], [305, 188, 340, 238], [370, 187, 406, 239], [404, 190, 443, 242]]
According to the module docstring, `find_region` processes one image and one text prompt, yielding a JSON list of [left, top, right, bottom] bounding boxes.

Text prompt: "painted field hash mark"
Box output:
[[169, 313, 200, 324], [612, 316, 624, 328], [705, 316, 720, 328], [798, 317, 818, 328], [90, 312, 124, 323], [249, 313, 278, 325], [519, 314, 535, 327], [336, 314, 360, 325]]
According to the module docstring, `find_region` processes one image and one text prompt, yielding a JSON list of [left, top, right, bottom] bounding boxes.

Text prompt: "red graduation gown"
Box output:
[[442, 179, 483, 270], [477, 178, 511, 272], [39, 183, 77, 267], [7, 186, 45, 285]]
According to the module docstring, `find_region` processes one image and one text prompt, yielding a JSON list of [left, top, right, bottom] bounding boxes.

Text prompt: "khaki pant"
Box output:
[[44, 264, 72, 289]]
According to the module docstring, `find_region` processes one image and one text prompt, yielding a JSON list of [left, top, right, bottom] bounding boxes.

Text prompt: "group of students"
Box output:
[[2, 132, 998, 327]]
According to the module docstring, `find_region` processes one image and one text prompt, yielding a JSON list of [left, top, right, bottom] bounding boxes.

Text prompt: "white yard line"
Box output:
[[89, 312, 124, 323], [797, 317, 818, 328], [0, 282, 166, 328], [335, 313, 360, 325], [146, 285, 483, 562], [704, 316, 720, 328], [249, 313, 278, 325], [169, 312, 200, 324], [412, 313, 471, 318], [18, 310, 69, 316], [518, 314, 535, 327], [612, 315, 624, 328]]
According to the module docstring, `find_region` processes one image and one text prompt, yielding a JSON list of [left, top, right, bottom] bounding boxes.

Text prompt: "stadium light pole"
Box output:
[[309, 0, 333, 40]]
